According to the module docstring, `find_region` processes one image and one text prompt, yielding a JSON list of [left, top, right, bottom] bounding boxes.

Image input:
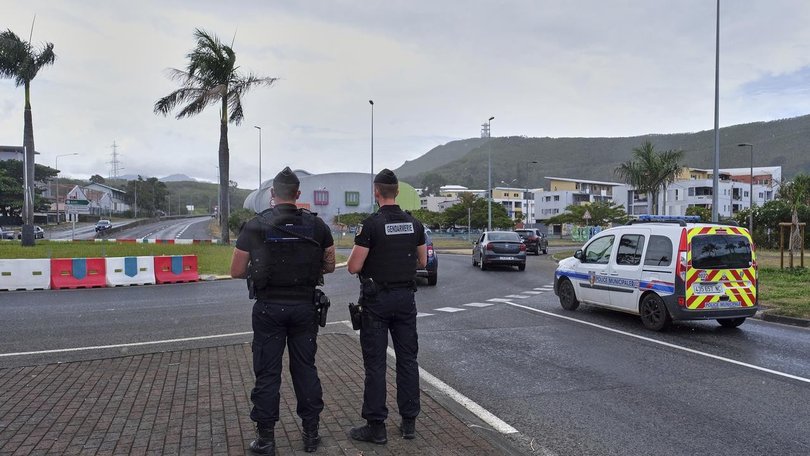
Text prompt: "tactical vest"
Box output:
[[361, 208, 420, 284], [249, 207, 323, 297]]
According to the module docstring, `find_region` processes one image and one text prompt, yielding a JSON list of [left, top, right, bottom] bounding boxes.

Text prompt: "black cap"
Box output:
[[274, 166, 299, 185], [373, 168, 398, 185]]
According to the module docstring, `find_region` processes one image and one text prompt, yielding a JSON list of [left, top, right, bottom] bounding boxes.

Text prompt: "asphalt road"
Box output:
[[47, 216, 213, 241], [1, 253, 808, 455]]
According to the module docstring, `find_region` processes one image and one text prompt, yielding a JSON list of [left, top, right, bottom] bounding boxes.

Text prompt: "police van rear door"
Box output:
[[686, 226, 756, 311]]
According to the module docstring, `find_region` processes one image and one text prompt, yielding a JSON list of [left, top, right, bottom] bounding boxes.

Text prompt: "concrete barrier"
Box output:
[[0, 259, 51, 291], [105, 256, 156, 287], [50, 258, 107, 289], [154, 255, 199, 284]]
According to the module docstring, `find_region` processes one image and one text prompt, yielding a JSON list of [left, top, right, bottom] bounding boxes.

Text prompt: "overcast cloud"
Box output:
[[3, 0, 810, 189]]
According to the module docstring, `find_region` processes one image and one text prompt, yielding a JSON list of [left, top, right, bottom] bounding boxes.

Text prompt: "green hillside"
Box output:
[[394, 138, 491, 179], [399, 114, 810, 190]]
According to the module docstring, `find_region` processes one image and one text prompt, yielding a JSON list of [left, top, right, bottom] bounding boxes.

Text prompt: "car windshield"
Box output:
[[488, 232, 520, 242], [691, 234, 752, 269]]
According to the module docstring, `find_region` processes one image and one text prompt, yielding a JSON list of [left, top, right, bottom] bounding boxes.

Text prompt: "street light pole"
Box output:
[[711, 0, 721, 222], [525, 161, 538, 226], [55, 153, 79, 225], [738, 143, 754, 234], [487, 116, 494, 231], [254, 126, 262, 189], [369, 100, 375, 213]]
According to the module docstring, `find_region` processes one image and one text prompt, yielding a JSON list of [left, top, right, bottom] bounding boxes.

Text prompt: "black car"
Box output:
[[0, 226, 17, 240], [16, 226, 45, 239], [416, 228, 438, 285], [95, 219, 112, 232], [515, 228, 548, 255]]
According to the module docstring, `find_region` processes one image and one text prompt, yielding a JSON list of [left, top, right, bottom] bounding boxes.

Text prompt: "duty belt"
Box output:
[[379, 280, 415, 290], [256, 286, 315, 301]]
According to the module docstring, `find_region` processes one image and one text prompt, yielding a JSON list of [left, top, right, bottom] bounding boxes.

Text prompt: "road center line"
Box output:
[[504, 301, 810, 385]]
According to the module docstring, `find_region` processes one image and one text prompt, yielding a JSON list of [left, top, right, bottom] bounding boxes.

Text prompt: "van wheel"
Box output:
[[717, 317, 746, 328], [518, 263, 526, 271], [640, 294, 671, 331], [480, 259, 487, 271], [472, 256, 478, 267], [427, 273, 438, 286], [558, 279, 579, 311], [543, 247, 548, 254]]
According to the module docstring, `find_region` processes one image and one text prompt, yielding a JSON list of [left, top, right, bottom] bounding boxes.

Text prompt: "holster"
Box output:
[[246, 276, 256, 300], [348, 302, 363, 330], [314, 289, 330, 328]]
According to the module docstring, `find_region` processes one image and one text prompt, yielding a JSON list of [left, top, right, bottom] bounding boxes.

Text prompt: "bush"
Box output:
[[229, 208, 256, 236]]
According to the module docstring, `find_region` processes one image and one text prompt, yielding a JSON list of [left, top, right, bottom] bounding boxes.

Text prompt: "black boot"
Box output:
[[249, 425, 275, 455], [302, 424, 320, 453], [349, 420, 387, 444], [400, 417, 416, 439]]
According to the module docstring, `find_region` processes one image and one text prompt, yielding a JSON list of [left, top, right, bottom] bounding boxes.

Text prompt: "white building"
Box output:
[[534, 177, 624, 221]]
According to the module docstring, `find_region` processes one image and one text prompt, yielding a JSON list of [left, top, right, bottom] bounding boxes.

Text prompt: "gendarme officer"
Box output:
[[347, 168, 427, 444], [230, 166, 336, 454]]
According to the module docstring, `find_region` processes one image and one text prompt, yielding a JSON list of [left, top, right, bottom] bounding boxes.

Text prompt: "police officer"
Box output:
[[230, 167, 336, 454], [347, 168, 427, 444]]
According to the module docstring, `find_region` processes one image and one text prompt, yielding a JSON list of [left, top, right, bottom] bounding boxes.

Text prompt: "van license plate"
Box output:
[[693, 282, 724, 294]]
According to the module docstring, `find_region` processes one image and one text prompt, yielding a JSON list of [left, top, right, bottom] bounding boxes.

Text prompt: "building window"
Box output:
[[345, 191, 360, 206], [554, 195, 560, 201], [314, 190, 329, 206]]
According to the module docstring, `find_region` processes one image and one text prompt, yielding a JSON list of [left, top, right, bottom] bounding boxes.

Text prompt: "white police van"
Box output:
[[554, 215, 758, 331]]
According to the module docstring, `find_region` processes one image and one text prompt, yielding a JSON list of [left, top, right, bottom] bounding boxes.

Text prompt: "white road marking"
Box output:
[[487, 298, 512, 303], [435, 307, 466, 313], [522, 291, 543, 295], [503, 301, 810, 385], [416, 312, 434, 318], [0, 332, 253, 358], [504, 294, 530, 299], [386, 346, 519, 435], [533, 288, 547, 291], [463, 303, 494, 308]]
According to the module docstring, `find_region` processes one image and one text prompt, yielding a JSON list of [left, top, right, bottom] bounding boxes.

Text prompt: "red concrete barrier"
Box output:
[[154, 255, 199, 284], [50, 258, 107, 289]]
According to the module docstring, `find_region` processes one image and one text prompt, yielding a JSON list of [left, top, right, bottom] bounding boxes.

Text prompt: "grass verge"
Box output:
[[757, 268, 810, 318]]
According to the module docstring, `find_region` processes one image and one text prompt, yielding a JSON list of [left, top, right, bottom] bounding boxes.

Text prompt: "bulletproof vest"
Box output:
[[249, 207, 323, 293], [361, 208, 419, 283]]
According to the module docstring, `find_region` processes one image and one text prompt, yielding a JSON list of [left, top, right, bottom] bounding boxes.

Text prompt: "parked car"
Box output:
[[515, 228, 548, 255], [95, 219, 113, 232], [416, 228, 438, 285], [16, 226, 45, 239], [472, 231, 527, 271], [0, 226, 17, 240], [554, 215, 758, 331]]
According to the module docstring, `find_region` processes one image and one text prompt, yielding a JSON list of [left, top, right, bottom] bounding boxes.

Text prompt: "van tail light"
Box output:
[[486, 243, 494, 251], [676, 228, 688, 282], [519, 243, 527, 251]]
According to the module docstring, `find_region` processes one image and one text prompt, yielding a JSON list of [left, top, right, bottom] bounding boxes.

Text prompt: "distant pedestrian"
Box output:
[[230, 167, 336, 454], [347, 168, 427, 444]]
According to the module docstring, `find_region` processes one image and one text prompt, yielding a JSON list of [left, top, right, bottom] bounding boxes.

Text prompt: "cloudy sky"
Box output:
[[3, 0, 810, 189]]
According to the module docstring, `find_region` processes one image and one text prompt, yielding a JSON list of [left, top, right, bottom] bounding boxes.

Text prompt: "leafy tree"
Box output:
[[444, 193, 512, 229], [125, 176, 168, 217], [154, 29, 277, 243], [0, 27, 56, 244], [0, 159, 57, 217], [686, 206, 712, 222], [409, 208, 445, 229], [333, 212, 370, 229], [614, 140, 684, 215], [420, 173, 445, 196], [546, 201, 629, 226], [89, 174, 105, 184]]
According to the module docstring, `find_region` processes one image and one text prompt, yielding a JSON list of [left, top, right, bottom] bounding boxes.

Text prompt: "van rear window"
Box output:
[[691, 234, 752, 269]]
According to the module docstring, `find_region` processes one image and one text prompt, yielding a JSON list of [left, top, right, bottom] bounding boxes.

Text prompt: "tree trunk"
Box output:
[[789, 210, 801, 258], [218, 119, 230, 244], [21, 81, 36, 247]]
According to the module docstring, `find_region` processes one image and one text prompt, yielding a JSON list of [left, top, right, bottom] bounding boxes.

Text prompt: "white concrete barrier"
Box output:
[[105, 256, 156, 287], [0, 259, 51, 291]]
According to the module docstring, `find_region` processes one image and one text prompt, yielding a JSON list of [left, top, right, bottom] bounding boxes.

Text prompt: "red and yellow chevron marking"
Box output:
[[684, 226, 757, 310]]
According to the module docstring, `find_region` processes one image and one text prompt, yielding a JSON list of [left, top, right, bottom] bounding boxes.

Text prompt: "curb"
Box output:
[[756, 309, 810, 328]]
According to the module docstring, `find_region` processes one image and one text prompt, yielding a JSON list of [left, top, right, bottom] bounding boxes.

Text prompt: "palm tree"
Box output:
[[614, 140, 684, 215], [776, 173, 810, 258], [0, 28, 56, 246], [155, 29, 276, 243]]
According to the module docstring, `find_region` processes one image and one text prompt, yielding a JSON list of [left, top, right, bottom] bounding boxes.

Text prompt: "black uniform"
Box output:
[[236, 203, 334, 430], [355, 204, 426, 423]]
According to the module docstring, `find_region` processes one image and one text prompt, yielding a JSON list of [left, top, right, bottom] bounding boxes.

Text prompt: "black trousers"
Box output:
[[360, 287, 420, 422], [250, 299, 323, 428]]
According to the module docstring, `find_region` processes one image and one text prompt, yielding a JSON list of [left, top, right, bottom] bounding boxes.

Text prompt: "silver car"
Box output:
[[472, 231, 527, 271]]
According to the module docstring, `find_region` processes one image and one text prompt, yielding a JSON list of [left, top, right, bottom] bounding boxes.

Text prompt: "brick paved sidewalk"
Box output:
[[0, 333, 513, 455]]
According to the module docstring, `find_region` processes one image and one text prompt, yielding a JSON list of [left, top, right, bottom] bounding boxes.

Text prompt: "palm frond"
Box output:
[[154, 87, 207, 116], [174, 86, 223, 119]]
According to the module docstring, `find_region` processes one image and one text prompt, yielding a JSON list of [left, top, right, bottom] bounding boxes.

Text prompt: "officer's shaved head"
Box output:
[[273, 167, 300, 200]]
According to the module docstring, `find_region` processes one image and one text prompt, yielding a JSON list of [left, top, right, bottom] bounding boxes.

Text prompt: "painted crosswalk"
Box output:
[[463, 302, 494, 308], [504, 294, 530, 299], [487, 298, 513, 303], [416, 312, 435, 318], [435, 307, 466, 313], [522, 291, 543, 295]]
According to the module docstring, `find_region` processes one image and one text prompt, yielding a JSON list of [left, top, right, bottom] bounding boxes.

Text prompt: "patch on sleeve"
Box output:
[[385, 222, 415, 235], [356, 224, 363, 236]]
